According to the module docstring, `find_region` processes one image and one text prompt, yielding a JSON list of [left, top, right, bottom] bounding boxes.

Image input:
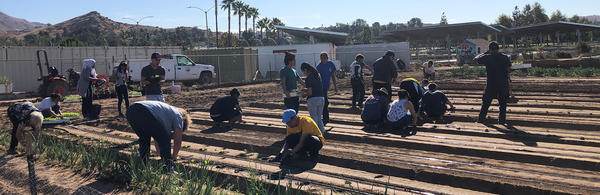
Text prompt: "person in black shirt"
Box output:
[[141, 53, 166, 102], [210, 89, 242, 127], [300, 62, 325, 134], [474, 42, 511, 124], [399, 78, 424, 115], [372, 51, 398, 101], [420, 83, 455, 121]]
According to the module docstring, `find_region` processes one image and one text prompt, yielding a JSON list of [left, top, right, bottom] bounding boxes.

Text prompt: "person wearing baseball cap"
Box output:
[[141, 52, 166, 102], [270, 109, 324, 163]]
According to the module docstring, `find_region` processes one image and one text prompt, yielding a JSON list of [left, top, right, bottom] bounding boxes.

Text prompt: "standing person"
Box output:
[[113, 61, 130, 117], [350, 54, 373, 109], [6, 101, 43, 155], [37, 93, 63, 118], [126, 101, 190, 172], [422, 60, 436, 80], [474, 42, 511, 125], [387, 90, 418, 132], [141, 53, 166, 102], [300, 62, 325, 134], [399, 78, 425, 114], [280, 52, 304, 112], [372, 51, 398, 101], [210, 89, 243, 127], [361, 88, 390, 129], [270, 109, 325, 163], [77, 59, 102, 119], [420, 83, 455, 121], [316, 52, 338, 126]]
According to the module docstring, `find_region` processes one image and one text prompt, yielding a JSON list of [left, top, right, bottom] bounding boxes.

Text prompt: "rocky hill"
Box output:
[[0, 11, 45, 32]]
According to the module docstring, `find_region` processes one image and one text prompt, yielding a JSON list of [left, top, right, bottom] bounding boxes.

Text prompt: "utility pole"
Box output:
[[215, 0, 219, 47], [187, 6, 214, 45]]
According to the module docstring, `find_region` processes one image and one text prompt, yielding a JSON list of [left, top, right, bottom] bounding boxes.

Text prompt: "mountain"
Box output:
[[0, 11, 45, 31], [583, 15, 600, 24], [18, 11, 157, 39]]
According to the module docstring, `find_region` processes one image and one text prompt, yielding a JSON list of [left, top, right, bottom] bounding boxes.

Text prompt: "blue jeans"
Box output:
[[146, 94, 165, 102], [126, 104, 173, 167], [307, 97, 325, 134], [387, 114, 412, 131]]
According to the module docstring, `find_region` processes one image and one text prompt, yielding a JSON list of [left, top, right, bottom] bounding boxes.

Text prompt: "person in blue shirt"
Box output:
[[280, 52, 304, 112], [316, 52, 338, 126]]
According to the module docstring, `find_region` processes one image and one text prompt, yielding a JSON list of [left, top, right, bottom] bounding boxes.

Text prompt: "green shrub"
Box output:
[[576, 42, 592, 54], [0, 76, 11, 84]]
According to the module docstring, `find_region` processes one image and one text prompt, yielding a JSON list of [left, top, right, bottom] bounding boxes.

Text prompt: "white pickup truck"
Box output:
[[123, 54, 216, 86]]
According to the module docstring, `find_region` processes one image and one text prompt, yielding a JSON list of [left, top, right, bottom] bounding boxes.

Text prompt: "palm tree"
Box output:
[[221, 0, 234, 35], [247, 7, 259, 34], [257, 18, 270, 39], [232, 1, 244, 39], [242, 4, 250, 33]]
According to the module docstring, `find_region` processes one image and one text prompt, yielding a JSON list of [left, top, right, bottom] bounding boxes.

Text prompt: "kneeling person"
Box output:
[[421, 83, 455, 120], [37, 93, 63, 118], [361, 88, 389, 128], [210, 89, 243, 126], [272, 109, 325, 163], [126, 101, 190, 172], [387, 90, 417, 131]]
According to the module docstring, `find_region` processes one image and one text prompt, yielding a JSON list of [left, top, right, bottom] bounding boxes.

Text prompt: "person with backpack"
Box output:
[[361, 88, 390, 129], [350, 54, 373, 109], [113, 61, 130, 117]]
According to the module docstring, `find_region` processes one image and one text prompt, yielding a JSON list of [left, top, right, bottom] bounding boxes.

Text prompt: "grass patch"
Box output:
[[439, 67, 600, 78], [128, 91, 142, 96], [64, 95, 82, 102]]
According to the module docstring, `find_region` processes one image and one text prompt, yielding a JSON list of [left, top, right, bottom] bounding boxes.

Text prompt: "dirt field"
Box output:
[[2, 70, 600, 194]]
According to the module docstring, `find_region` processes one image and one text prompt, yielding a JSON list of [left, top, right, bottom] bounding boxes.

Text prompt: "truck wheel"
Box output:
[[199, 72, 212, 85], [46, 81, 68, 97], [183, 81, 194, 87]]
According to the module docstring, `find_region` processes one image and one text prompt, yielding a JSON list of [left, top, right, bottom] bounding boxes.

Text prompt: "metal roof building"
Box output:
[[274, 25, 348, 45]]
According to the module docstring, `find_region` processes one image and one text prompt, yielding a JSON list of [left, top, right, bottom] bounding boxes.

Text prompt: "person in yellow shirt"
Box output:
[[271, 109, 325, 163]]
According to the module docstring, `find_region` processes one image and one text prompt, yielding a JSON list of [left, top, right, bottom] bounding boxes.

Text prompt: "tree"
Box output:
[[242, 4, 250, 33], [271, 17, 284, 26], [407, 17, 423, 28], [248, 7, 259, 34], [512, 6, 522, 27], [550, 10, 567, 22], [440, 12, 448, 25], [372, 22, 381, 38], [358, 26, 372, 44], [257, 18, 271, 39], [232, 1, 244, 38], [496, 14, 514, 27], [521, 4, 534, 25], [570, 15, 590, 24], [531, 2, 549, 24], [221, 0, 235, 35]]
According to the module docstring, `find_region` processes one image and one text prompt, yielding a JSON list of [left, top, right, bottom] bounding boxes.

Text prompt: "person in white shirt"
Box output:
[[349, 54, 373, 108], [422, 60, 436, 80], [37, 93, 63, 118], [386, 89, 417, 133]]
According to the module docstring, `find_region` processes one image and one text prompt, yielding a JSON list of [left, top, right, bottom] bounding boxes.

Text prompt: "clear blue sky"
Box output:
[[1, 0, 598, 30]]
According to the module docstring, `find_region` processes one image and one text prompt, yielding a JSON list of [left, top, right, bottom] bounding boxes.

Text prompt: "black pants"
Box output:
[[8, 120, 19, 152], [126, 104, 173, 166], [41, 104, 60, 118], [351, 78, 365, 107], [479, 85, 509, 122], [285, 133, 323, 156], [425, 107, 446, 118], [372, 82, 392, 101], [81, 83, 93, 118], [284, 97, 299, 112], [116, 85, 130, 114], [322, 93, 330, 125]]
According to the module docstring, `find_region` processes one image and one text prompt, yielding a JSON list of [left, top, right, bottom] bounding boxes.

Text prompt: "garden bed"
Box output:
[[43, 112, 79, 125], [439, 67, 600, 79]]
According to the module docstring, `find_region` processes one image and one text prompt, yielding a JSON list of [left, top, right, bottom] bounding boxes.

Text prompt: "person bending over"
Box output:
[[126, 101, 190, 172], [361, 88, 390, 129], [7, 101, 43, 155], [210, 88, 243, 127], [271, 109, 325, 163]]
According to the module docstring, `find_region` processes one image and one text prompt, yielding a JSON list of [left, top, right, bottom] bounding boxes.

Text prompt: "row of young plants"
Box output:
[[439, 67, 600, 79], [0, 129, 314, 194]]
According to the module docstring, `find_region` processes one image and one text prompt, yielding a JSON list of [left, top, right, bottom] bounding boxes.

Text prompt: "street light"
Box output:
[[122, 16, 154, 25], [187, 6, 214, 45]]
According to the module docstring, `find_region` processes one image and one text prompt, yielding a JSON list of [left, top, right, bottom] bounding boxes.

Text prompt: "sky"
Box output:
[[1, 0, 598, 31]]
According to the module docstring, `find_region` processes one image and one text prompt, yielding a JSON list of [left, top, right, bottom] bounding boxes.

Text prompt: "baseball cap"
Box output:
[[281, 109, 297, 124], [384, 50, 395, 57], [151, 52, 162, 60]]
